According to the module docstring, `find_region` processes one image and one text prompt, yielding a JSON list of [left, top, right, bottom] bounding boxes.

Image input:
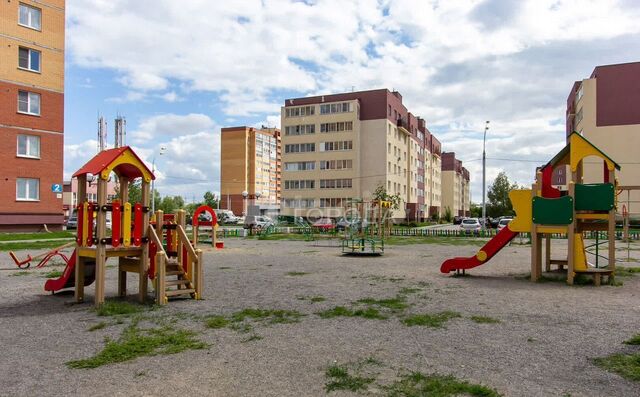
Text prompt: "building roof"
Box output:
[[73, 146, 155, 181]]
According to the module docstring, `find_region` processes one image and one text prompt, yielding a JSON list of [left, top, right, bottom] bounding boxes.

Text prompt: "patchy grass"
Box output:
[[204, 315, 230, 329], [399, 287, 421, 294], [324, 364, 375, 393], [230, 308, 304, 324], [0, 231, 75, 241], [616, 266, 640, 277], [385, 236, 488, 247], [385, 372, 502, 397], [241, 334, 263, 343], [286, 271, 309, 276], [0, 240, 75, 252], [593, 353, 640, 382], [470, 315, 501, 324], [356, 295, 409, 312], [402, 311, 461, 328], [66, 325, 207, 369], [42, 270, 63, 279], [317, 306, 387, 320], [9, 271, 30, 277], [95, 300, 155, 317], [297, 295, 326, 303], [87, 322, 108, 332], [624, 334, 640, 345]]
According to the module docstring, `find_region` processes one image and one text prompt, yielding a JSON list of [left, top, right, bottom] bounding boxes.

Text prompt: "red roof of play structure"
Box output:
[[72, 146, 155, 180]]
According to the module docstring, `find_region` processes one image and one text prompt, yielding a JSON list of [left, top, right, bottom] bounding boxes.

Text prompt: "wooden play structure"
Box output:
[[341, 198, 391, 255], [442, 132, 620, 286], [191, 205, 222, 248], [45, 146, 203, 306]]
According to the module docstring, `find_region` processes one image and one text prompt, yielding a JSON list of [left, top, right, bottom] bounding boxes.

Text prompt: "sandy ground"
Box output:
[[1, 238, 639, 397]]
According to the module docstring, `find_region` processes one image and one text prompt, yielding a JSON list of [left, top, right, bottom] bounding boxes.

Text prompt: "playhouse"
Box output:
[[442, 132, 620, 285]]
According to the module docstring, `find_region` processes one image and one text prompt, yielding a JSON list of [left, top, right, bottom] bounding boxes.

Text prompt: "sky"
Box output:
[[63, 0, 640, 203]]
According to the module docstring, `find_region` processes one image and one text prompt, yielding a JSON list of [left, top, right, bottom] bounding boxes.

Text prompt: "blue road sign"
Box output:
[[51, 183, 63, 193]]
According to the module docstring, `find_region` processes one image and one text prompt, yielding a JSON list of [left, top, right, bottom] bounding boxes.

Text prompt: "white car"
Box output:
[[460, 218, 481, 232], [497, 218, 512, 231]]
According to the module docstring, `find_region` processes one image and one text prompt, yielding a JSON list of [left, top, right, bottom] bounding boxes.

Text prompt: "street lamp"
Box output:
[[482, 121, 490, 230], [151, 146, 166, 213]]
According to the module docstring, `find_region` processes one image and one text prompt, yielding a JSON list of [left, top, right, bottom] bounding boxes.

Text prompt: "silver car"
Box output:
[[460, 218, 481, 232]]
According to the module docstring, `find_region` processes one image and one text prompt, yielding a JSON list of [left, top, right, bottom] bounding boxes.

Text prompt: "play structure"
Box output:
[[341, 198, 391, 256], [44, 146, 203, 306], [441, 132, 620, 285], [9, 242, 74, 269], [295, 217, 314, 241], [191, 205, 223, 248]]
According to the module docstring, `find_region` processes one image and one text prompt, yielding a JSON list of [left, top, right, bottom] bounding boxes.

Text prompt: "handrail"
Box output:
[[177, 225, 198, 262], [147, 225, 170, 263]]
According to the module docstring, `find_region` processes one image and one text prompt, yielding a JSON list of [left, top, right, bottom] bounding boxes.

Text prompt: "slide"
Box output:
[[44, 249, 96, 292], [440, 227, 519, 273]]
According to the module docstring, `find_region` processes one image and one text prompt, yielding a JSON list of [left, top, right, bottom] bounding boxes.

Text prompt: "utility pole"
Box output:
[[482, 121, 490, 230], [151, 147, 166, 213]]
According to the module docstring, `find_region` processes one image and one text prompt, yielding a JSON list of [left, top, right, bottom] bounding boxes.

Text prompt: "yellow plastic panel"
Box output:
[[100, 149, 154, 183], [570, 133, 616, 172], [507, 189, 533, 233], [573, 234, 588, 271], [123, 203, 132, 247]]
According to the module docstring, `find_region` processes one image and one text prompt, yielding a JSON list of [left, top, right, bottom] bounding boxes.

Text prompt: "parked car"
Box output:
[[243, 215, 274, 230], [66, 215, 78, 229], [460, 218, 481, 233], [490, 216, 504, 229], [216, 210, 241, 224], [336, 217, 360, 231], [312, 218, 335, 231], [453, 216, 464, 225], [497, 218, 512, 231]]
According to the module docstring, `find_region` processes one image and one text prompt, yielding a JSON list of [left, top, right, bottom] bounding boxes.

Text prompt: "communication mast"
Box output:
[[114, 116, 126, 148], [97, 116, 107, 152]]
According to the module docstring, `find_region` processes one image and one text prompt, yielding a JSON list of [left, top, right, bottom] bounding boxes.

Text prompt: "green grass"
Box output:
[[42, 270, 63, 279], [297, 295, 326, 303], [325, 364, 375, 392], [286, 271, 309, 276], [470, 315, 501, 324], [204, 315, 230, 329], [0, 240, 74, 252], [385, 372, 502, 397], [317, 306, 387, 320], [616, 266, 640, 277], [88, 322, 108, 332], [9, 271, 30, 277], [230, 308, 303, 324], [0, 231, 75, 241], [385, 236, 488, 247], [66, 325, 207, 369], [593, 352, 640, 382], [402, 311, 461, 328], [399, 287, 421, 294], [356, 296, 409, 312], [241, 334, 263, 343], [624, 334, 640, 345], [95, 300, 154, 317]]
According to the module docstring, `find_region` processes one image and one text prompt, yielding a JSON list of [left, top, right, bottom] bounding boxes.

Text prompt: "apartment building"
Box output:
[[219, 126, 281, 215], [280, 88, 445, 220], [441, 152, 470, 217], [566, 62, 640, 213], [0, 0, 65, 231]]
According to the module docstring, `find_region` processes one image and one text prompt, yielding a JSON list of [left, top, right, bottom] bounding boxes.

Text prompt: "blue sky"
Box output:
[[63, 0, 640, 203]]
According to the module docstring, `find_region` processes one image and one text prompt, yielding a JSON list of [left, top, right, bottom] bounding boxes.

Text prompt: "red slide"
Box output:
[[44, 249, 96, 292], [440, 227, 519, 273]]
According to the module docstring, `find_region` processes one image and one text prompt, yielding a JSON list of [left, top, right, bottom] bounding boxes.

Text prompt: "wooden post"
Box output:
[[118, 257, 127, 297], [176, 209, 185, 270], [567, 178, 576, 285], [195, 249, 203, 299], [94, 178, 108, 308], [530, 180, 541, 282], [155, 252, 166, 305], [545, 235, 551, 272], [608, 170, 616, 283], [139, 180, 150, 302], [75, 175, 87, 303]]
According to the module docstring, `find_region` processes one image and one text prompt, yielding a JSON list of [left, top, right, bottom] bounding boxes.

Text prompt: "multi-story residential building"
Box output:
[[0, 0, 65, 231], [565, 62, 640, 212], [441, 152, 470, 217], [280, 88, 446, 220], [219, 126, 281, 215]]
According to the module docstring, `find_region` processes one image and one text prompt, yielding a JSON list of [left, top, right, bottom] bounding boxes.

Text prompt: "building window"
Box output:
[[320, 121, 353, 133], [18, 47, 41, 72], [388, 105, 391, 116], [320, 159, 352, 170], [19, 3, 41, 30], [17, 135, 40, 158], [284, 198, 315, 208], [284, 143, 315, 153], [284, 124, 315, 136], [18, 91, 40, 115], [284, 161, 315, 171], [575, 107, 583, 125], [320, 179, 352, 189], [16, 178, 39, 201], [285, 106, 314, 118], [319, 198, 347, 208], [284, 180, 315, 190], [320, 102, 352, 115], [319, 140, 353, 152]]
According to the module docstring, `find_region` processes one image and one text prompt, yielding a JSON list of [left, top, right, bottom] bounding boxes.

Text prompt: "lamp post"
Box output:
[[242, 190, 262, 235], [482, 121, 490, 230], [151, 146, 166, 213]]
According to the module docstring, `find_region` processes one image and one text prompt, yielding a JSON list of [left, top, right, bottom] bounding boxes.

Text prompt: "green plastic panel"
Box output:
[[532, 196, 573, 225], [575, 183, 614, 211]]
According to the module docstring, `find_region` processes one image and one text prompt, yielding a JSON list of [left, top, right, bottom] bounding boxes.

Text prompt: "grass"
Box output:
[[385, 372, 502, 397], [0, 231, 75, 241], [616, 266, 640, 277], [399, 287, 422, 294], [66, 325, 207, 369], [230, 308, 303, 324], [356, 295, 409, 312], [95, 300, 155, 317], [624, 334, 640, 345], [297, 295, 326, 303], [241, 334, 263, 343], [317, 306, 387, 320], [593, 352, 640, 382], [385, 236, 488, 247], [204, 315, 230, 329], [9, 271, 30, 277], [402, 311, 461, 328], [286, 271, 309, 276], [42, 270, 63, 279], [0, 240, 74, 252], [325, 364, 375, 392], [470, 315, 501, 324], [88, 322, 108, 332]]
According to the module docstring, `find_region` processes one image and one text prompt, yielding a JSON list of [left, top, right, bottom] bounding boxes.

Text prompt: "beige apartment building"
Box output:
[[566, 62, 640, 217], [280, 89, 446, 221], [219, 126, 281, 215], [441, 152, 470, 218]]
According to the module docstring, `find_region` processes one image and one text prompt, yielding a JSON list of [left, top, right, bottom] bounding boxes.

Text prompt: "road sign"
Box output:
[[51, 183, 63, 193]]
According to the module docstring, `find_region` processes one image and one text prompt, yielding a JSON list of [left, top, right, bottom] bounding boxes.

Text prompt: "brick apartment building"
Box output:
[[280, 88, 448, 221], [0, 0, 65, 231], [441, 152, 471, 217], [219, 126, 281, 215], [566, 62, 640, 214]]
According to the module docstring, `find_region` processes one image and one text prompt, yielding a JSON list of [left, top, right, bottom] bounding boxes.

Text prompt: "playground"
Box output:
[[1, 237, 639, 396]]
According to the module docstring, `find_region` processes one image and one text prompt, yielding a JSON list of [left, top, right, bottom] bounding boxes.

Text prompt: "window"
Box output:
[[319, 140, 353, 152], [285, 106, 314, 118], [284, 143, 315, 153], [284, 161, 315, 171], [16, 178, 39, 201], [18, 91, 40, 115], [320, 159, 352, 170], [320, 102, 352, 115], [284, 180, 315, 190], [17, 135, 40, 158], [576, 107, 583, 125], [320, 179, 352, 189], [18, 47, 40, 72], [19, 3, 41, 30], [284, 124, 315, 136], [320, 198, 347, 208]]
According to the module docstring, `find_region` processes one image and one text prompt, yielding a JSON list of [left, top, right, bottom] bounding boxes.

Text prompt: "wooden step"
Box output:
[[166, 270, 184, 276], [165, 279, 191, 286], [165, 288, 195, 297]]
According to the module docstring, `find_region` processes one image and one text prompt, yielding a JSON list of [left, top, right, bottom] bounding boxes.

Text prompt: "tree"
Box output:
[[469, 203, 482, 218], [203, 191, 219, 209], [158, 195, 185, 214], [372, 183, 401, 210], [114, 179, 142, 205], [443, 206, 452, 223], [486, 172, 519, 217]]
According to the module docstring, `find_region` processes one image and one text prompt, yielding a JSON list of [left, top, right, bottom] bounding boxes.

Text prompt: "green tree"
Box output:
[[158, 195, 185, 214], [469, 203, 482, 218], [487, 172, 519, 217], [443, 206, 452, 223], [372, 183, 401, 210], [203, 191, 219, 209]]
